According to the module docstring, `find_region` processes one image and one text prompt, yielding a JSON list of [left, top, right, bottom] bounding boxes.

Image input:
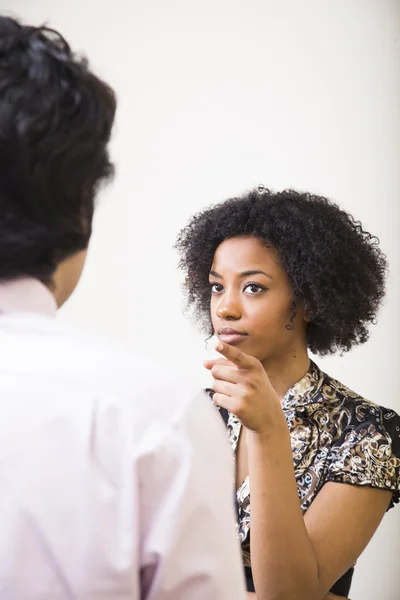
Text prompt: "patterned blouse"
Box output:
[[213, 361, 400, 596]]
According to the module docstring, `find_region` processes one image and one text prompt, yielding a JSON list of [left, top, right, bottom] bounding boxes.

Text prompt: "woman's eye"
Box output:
[[244, 283, 266, 295], [210, 283, 223, 294]]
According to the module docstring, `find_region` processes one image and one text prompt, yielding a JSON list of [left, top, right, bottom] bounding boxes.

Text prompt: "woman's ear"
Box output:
[[302, 302, 314, 323]]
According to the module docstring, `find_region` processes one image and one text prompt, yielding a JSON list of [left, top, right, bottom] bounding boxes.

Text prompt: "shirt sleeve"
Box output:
[[138, 391, 246, 600], [326, 405, 400, 509]]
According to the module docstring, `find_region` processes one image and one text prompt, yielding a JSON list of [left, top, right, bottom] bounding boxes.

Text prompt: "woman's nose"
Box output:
[[216, 294, 242, 320]]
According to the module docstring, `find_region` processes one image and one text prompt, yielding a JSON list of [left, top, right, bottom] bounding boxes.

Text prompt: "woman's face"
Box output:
[[209, 236, 308, 365]]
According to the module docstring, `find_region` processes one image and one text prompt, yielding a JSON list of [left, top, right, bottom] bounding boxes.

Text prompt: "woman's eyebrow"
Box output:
[[209, 269, 272, 280]]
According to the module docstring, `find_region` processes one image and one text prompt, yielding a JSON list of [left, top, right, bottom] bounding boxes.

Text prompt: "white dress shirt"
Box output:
[[0, 278, 245, 600]]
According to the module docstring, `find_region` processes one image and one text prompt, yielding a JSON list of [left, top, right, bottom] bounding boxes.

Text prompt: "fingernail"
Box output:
[[216, 343, 223, 352]]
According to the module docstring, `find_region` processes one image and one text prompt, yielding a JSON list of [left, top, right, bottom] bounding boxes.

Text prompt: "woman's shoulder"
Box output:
[[319, 370, 400, 508], [288, 363, 400, 447], [319, 369, 400, 435]]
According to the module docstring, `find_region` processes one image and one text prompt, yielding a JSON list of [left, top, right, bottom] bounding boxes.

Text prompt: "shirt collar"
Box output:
[[282, 360, 325, 408], [0, 278, 57, 317]]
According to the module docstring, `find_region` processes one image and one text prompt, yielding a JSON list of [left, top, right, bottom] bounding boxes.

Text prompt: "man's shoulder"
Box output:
[[1, 313, 203, 429], [54, 319, 204, 427]]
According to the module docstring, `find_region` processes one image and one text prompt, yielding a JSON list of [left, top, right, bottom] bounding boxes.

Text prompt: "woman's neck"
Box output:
[[261, 346, 311, 400]]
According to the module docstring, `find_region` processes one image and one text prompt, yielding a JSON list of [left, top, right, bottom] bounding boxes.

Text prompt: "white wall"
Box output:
[[2, 1, 399, 598]]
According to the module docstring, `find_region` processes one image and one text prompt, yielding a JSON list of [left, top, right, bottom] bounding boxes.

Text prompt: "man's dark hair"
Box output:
[[176, 188, 387, 356], [0, 16, 116, 282]]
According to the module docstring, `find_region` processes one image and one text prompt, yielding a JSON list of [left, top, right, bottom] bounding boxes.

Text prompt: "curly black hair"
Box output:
[[175, 188, 387, 355], [0, 16, 116, 283]]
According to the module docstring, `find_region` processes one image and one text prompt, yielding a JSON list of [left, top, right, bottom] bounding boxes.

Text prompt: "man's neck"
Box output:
[[0, 277, 57, 316]]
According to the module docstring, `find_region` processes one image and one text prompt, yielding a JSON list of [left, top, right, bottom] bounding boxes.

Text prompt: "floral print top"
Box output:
[[213, 361, 400, 593]]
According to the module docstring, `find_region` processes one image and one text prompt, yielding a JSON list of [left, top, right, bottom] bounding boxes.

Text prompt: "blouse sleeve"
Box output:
[[326, 404, 400, 509]]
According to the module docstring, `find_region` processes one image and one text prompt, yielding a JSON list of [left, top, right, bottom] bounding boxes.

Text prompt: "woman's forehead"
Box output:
[[211, 236, 281, 274]]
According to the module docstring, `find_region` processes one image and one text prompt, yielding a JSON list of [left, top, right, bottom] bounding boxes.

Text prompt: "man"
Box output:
[[0, 16, 245, 599]]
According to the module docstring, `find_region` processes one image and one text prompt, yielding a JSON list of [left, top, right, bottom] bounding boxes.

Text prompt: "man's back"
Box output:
[[0, 279, 245, 599]]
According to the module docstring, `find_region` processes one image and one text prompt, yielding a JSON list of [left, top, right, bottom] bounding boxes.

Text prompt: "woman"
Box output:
[[176, 187, 400, 600]]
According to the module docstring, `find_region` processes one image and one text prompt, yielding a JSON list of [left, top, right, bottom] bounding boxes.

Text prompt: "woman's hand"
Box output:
[[204, 342, 284, 435]]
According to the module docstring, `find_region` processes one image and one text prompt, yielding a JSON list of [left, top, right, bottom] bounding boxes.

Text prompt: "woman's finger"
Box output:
[[216, 342, 257, 369], [212, 391, 240, 414], [204, 357, 236, 371], [212, 378, 237, 397], [211, 363, 241, 383]]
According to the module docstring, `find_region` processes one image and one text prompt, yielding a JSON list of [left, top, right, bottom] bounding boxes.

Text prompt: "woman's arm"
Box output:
[[248, 429, 391, 600], [248, 594, 349, 600], [248, 424, 320, 600], [208, 343, 392, 600]]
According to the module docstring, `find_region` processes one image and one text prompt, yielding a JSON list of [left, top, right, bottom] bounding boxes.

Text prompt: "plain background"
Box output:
[[2, 1, 399, 598]]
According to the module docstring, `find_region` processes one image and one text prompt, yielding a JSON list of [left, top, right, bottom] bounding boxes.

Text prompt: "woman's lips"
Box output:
[[217, 327, 248, 345]]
